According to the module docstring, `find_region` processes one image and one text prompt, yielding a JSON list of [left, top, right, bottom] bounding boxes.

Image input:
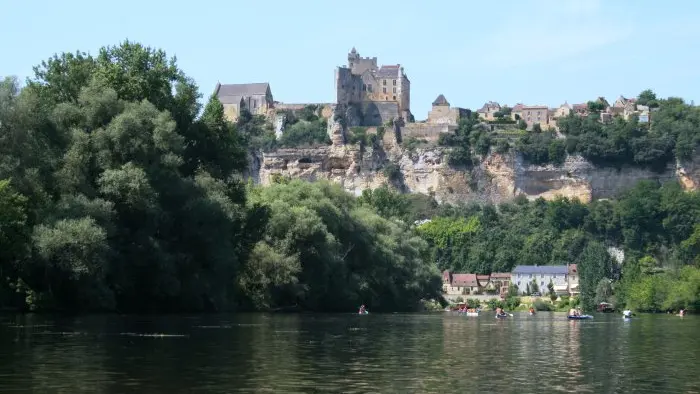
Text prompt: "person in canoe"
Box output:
[[529, 307, 536, 315], [679, 309, 686, 317], [622, 309, 633, 318], [359, 304, 367, 314], [568, 307, 580, 317], [495, 307, 508, 317]]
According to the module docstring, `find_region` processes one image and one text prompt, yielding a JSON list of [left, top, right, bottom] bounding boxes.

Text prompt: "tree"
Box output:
[[594, 278, 613, 305], [637, 89, 659, 108], [579, 241, 613, 311], [548, 280, 557, 301]]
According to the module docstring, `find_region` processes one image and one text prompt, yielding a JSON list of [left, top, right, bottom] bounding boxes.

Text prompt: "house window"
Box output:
[[393, 95, 396, 100], [383, 80, 387, 86], [393, 79, 396, 85], [368, 85, 372, 92], [383, 87, 387, 94], [541, 281, 544, 286], [529, 274, 532, 278], [362, 84, 367, 91], [385, 96, 388, 100]]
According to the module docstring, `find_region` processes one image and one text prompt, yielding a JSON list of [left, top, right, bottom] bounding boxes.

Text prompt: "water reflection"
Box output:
[[1, 313, 699, 393]]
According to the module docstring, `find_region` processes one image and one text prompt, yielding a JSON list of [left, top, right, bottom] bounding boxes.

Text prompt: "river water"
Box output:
[[0, 312, 698, 393]]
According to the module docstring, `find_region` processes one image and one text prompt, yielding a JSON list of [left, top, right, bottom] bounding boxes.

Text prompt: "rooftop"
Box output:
[[512, 265, 569, 275], [215, 82, 270, 105], [376, 65, 400, 78], [452, 273, 478, 287], [432, 94, 450, 106]]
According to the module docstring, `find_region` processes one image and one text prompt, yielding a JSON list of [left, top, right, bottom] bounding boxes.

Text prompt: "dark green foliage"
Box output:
[[439, 113, 490, 166], [516, 132, 566, 165], [408, 180, 700, 311], [517, 93, 700, 168], [0, 41, 437, 313]]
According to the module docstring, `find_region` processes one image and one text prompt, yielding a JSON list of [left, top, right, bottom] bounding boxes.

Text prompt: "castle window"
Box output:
[[393, 79, 396, 85], [383, 80, 387, 86], [383, 87, 387, 94]]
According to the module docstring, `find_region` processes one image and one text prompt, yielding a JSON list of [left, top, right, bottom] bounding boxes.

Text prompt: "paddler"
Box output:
[[359, 304, 366, 314], [622, 309, 632, 318], [529, 307, 535, 314], [679, 309, 685, 317]]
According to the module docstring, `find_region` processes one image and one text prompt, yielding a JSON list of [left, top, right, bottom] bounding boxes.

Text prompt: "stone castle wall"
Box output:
[[400, 123, 453, 142]]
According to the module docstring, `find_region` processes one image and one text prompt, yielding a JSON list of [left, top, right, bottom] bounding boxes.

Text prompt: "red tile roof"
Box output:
[[491, 272, 511, 279], [452, 273, 478, 287]]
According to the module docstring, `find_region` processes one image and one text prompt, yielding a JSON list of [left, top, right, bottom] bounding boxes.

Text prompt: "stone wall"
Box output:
[[360, 101, 399, 126], [400, 123, 453, 142]]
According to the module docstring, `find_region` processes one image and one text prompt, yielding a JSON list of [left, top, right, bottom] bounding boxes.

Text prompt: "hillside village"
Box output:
[[214, 47, 656, 142]]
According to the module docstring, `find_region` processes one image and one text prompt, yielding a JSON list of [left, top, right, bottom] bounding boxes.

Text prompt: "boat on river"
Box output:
[[567, 315, 593, 320]]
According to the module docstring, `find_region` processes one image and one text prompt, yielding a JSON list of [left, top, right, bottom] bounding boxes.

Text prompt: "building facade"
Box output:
[[335, 47, 412, 126], [510, 265, 570, 295], [214, 82, 274, 122]]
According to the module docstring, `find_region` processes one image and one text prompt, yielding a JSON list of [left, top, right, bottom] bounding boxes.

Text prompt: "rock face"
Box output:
[[249, 138, 700, 204]]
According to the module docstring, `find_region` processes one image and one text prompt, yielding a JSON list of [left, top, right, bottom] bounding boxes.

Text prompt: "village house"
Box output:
[[427, 94, 470, 126], [442, 271, 479, 296], [490, 272, 512, 298], [214, 82, 274, 122], [511, 265, 570, 296], [520, 105, 550, 130], [477, 101, 501, 121]]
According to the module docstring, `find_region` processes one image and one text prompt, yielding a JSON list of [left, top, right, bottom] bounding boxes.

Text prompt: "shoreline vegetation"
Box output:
[[1, 40, 700, 314]]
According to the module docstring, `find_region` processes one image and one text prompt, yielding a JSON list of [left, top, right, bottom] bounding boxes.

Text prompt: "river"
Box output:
[[0, 312, 698, 393]]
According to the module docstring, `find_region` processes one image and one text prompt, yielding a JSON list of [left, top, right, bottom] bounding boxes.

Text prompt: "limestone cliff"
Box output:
[[247, 136, 700, 204]]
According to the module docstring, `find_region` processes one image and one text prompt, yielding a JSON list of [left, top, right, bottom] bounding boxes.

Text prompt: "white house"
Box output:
[[511, 265, 570, 296]]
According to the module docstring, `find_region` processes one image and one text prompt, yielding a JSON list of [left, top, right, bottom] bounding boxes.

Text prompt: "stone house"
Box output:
[[490, 272, 512, 298], [511, 265, 570, 295], [552, 102, 572, 119], [511, 103, 524, 121], [427, 94, 470, 126], [442, 271, 480, 295], [477, 101, 501, 121], [520, 105, 549, 130], [214, 82, 274, 122]]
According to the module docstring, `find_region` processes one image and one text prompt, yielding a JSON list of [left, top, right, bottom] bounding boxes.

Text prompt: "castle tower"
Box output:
[[348, 47, 359, 69]]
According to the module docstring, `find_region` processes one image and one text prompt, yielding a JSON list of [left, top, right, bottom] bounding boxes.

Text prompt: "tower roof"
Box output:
[[432, 94, 450, 106]]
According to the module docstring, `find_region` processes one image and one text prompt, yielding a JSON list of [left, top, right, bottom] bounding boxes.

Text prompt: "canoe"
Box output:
[[465, 312, 479, 317], [567, 315, 593, 320], [358, 311, 369, 315], [495, 314, 509, 319]]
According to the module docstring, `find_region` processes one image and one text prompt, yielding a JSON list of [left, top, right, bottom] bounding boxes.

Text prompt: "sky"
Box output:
[[2, 0, 699, 119]]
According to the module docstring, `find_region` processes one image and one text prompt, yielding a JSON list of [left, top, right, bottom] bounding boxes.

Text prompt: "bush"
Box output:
[[466, 298, 481, 309], [533, 299, 553, 311], [487, 298, 504, 310], [455, 296, 464, 303], [505, 296, 521, 310]]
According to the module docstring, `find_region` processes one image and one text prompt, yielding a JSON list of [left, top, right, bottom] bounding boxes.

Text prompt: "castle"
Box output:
[[334, 47, 412, 126], [215, 48, 469, 142]]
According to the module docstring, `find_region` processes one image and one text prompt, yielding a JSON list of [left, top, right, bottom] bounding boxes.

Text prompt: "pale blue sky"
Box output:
[[2, 0, 699, 119]]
